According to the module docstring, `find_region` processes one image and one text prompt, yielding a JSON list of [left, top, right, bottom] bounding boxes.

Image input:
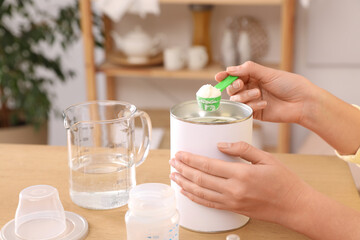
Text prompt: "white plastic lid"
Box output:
[[226, 234, 240, 240], [1, 211, 88, 240], [128, 183, 176, 216]]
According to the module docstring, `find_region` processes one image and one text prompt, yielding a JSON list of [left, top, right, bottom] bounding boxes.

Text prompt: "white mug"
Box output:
[[164, 47, 186, 71], [188, 45, 208, 70]]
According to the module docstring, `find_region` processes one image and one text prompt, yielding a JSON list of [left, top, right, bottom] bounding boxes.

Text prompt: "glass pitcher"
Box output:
[[63, 101, 152, 210]]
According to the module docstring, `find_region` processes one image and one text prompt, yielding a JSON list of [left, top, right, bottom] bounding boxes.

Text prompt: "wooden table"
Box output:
[[1, 144, 360, 239]]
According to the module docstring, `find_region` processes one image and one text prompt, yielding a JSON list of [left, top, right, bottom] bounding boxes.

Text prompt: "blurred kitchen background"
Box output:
[[1, 0, 359, 156]]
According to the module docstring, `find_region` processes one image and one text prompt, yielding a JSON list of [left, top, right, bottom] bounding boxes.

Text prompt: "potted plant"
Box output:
[[0, 1, 101, 144]]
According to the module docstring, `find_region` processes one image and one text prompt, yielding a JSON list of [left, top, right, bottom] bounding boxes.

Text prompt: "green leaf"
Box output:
[[0, 0, 102, 129]]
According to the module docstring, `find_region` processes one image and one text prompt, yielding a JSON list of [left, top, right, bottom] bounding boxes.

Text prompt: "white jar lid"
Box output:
[[128, 183, 176, 216], [1, 211, 88, 240], [226, 234, 240, 240]]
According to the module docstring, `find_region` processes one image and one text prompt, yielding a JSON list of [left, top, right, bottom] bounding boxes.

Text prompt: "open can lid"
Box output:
[[170, 100, 253, 125]]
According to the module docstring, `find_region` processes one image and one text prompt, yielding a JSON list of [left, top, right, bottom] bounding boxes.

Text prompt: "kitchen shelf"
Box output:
[[96, 61, 280, 80], [158, 0, 282, 5], [79, 0, 296, 153]]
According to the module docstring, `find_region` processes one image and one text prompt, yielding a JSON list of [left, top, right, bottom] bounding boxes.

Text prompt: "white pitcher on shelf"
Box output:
[[237, 30, 251, 64], [111, 26, 163, 64], [221, 27, 237, 67], [237, 17, 252, 64]]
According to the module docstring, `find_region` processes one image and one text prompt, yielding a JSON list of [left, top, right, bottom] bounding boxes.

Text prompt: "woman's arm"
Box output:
[[301, 87, 360, 155], [287, 184, 360, 240]]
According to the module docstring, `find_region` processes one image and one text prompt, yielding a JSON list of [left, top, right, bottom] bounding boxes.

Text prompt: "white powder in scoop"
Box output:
[[196, 84, 221, 98]]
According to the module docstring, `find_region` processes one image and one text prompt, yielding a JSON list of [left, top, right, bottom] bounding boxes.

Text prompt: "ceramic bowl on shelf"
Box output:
[[107, 51, 163, 67], [111, 26, 164, 66]]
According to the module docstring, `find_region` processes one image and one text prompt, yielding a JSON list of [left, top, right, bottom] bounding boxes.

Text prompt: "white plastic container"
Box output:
[[170, 100, 253, 232], [15, 185, 66, 240], [1, 185, 88, 240], [125, 183, 179, 240]]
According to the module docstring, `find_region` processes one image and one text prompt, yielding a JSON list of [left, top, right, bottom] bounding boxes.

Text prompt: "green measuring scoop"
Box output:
[[196, 75, 238, 112]]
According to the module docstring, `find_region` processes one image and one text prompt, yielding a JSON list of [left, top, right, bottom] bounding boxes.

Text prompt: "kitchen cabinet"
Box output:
[[79, 0, 296, 152]]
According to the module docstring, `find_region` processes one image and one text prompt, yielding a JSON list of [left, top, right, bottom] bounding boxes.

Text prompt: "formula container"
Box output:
[[125, 183, 179, 240], [170, 100, 253, 232]]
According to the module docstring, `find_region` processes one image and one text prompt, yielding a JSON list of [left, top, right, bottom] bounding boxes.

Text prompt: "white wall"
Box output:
[[292, 1, 360, 151], [50, 1, 360, 152]]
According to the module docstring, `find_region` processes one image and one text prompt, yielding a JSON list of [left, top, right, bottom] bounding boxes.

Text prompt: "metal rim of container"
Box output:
[[170, 100, 253, 125]]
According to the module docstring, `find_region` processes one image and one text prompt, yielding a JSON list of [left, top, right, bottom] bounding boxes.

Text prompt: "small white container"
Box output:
[[188, 45, 208, 70], [125, 183, 179, 240], [164, 47, 186, 71]]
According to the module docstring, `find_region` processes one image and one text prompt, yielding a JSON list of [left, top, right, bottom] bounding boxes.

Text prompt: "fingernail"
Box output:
[[170, 173, 177, 181], [257, 101, 267, 107], [217, 142, 230, 149], [169, 159, 174, 166], [230, 95, 241, 102], [226, 66, 237, 71], [174, 159, 180, 168], [232, 80, 240, 89], [176, 152, 183, 161], [248, 89, 259, 97]]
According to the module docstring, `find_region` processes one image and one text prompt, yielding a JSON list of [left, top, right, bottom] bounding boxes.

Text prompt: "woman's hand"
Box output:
[[170, 144, 360, 240], [169, 141, 310, 224], [216, 61, 320, 124]]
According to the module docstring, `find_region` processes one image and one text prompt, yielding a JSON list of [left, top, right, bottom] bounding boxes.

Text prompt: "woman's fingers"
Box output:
[[217, 141, 271, 165], [226, 61, 278, 85], [215, 72, 245, 96], [229, 88, 261, 101], [226, 79, 245, 96], [169, 157, 229, 193], [228, 88, 267, 113], [170, 171, 226, 205], [180, 189, 227, 210], [215, 71, 228, 82], [244, 101, 268, 113], [174, 152, 235, 178]]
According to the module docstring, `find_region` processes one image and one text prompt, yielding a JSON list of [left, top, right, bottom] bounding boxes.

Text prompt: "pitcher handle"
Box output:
[[134, 110, 152, 167]]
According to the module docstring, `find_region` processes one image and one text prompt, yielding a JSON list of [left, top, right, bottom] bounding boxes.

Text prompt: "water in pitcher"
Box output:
[[70, 153, 135, 210]]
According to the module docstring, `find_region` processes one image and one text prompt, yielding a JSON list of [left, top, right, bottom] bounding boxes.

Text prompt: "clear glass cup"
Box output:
[[63, 100, 152, 210], [14, 185, 66, 240]]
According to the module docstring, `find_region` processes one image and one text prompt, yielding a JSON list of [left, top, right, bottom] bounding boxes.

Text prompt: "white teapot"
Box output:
[[111, 26, 163, 64]]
